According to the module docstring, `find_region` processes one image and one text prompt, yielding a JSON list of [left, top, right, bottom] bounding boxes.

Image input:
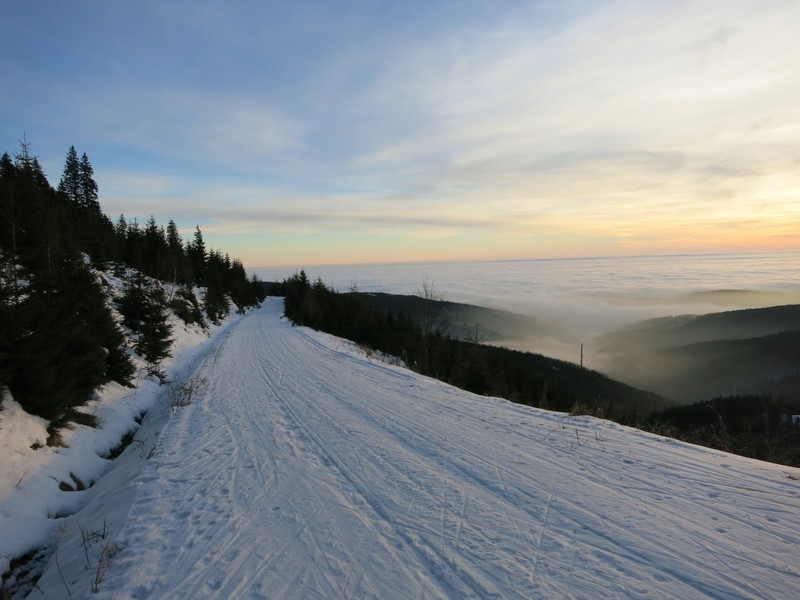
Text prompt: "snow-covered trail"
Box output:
[[42, 298, 800, 598]]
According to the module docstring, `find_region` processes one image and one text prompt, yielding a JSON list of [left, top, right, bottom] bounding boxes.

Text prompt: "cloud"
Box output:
[[4, 0, 800, 265], [345, 1, 800, 191], [67, 86, 307, 169]]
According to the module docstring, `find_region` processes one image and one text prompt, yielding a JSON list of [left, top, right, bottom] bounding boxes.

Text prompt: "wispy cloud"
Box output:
[[2, 0, 799, 265]]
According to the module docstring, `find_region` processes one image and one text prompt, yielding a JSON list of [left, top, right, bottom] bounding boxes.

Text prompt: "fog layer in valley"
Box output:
[[258, 253, 800, 402]]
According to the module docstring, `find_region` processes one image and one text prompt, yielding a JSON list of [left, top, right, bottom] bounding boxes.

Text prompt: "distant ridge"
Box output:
[[356, 291, 557, 343], [596, 304, 800, 402]]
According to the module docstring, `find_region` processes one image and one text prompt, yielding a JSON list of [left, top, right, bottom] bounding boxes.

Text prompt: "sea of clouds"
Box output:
[[258, 250, 800, 364]]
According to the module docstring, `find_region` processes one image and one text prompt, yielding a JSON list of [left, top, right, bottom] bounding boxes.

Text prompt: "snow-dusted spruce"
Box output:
[[117, 270, 175, 382], [0, 287, 246, 597], [19, 298, 800, 599], [1, 142, 266, 596], [0, 143, 265, 435]]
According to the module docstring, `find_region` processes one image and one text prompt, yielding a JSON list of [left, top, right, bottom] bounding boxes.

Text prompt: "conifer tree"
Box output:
[[78, 153, 97, 210], [2, 141, 264, 424], [204, 249, 228, 322], [228, 258, 253, 311], [125, 218, 144, 269], [0, 153, 23, 303], [0, 272, 11, 393], [188, 225, 207, 284], [135, 282, 173, 381], [9, 255, 134, 424], [118, 273, 173, 381], [115, 214, 128, 237], [143, 215, 167, 278], [57, 145, 81, 203], [165, 219, 186, 283], [12, 140, 65, 280]]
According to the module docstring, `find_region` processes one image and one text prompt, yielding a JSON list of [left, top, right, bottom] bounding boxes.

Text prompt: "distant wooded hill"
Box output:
[[595, 304, 800, 403], [356, 291, 557, 344]]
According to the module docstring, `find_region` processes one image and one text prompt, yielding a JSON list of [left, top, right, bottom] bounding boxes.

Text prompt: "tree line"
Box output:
[[644, 395, 799, 466], [0, 140, 265, 437]]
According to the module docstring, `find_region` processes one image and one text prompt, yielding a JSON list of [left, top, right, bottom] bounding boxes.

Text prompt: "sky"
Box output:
[[2, 0, 799, 269]]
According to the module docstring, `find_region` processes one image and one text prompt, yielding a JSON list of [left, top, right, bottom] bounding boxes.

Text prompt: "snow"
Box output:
[[4, 297, 800, 598], [0, 306, 241, 592]]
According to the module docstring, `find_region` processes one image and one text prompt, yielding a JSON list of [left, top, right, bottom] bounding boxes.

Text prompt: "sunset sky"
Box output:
[[2, 1, 799, 268]]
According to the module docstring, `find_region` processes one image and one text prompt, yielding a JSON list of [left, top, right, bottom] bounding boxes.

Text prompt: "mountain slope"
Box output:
[[356, 291, 557, 344], [598, 304, 800, 349], [595, 304, 800, 401], [28, 298, 800, 598]]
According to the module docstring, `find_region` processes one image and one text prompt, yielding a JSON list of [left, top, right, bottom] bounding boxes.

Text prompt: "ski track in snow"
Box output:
[[30, 298, 800, 599]]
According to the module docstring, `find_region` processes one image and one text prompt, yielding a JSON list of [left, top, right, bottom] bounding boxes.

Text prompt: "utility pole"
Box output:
[[580, 343, 584, 368]]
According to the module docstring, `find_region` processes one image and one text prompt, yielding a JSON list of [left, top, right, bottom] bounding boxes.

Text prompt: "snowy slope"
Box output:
[[22, 298, 800, 598], [0, 305, 243, 594]]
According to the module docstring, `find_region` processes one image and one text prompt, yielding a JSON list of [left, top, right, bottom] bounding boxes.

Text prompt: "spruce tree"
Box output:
[[143, 215, 167, 278], [136, 282, 173, 381], [0, 153, 23, 304], [188, 225, 207, 284], [118, 271, 150, 331], [57, 145, 81, 203], [115, 214, 128, 238], [165, 219, 186, 283], [2, 142, 264, 423], [79, 152, 99, 213], [0, 272, 11, 394], [9, 256, 133, 424], [11, 140, 66, 285], [203, 249, 228, 322], [118, 273, 173, 381], [125, 218, 144, 270]]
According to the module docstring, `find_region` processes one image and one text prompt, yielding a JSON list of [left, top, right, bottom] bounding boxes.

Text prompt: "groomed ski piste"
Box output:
[[3, 297, 799, 598]]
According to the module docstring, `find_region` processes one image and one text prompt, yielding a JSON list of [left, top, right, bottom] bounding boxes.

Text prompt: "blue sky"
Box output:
[[2, 0, 799, 268]]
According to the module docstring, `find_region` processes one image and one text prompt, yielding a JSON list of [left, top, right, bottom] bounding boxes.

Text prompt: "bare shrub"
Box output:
[[92, 541, 119, 593], [132, 438, 161, 460], [80, 521, 108, 567], [169, 375, 208, 409]]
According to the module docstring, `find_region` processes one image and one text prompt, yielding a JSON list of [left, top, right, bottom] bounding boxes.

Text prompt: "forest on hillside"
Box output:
[[0, 141, 265, 437], [276, 272, 800, 466], [275, 271, 671, 418]]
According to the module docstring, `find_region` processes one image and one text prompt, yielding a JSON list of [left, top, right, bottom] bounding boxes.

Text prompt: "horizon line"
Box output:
[[252, 247, 800, 273]]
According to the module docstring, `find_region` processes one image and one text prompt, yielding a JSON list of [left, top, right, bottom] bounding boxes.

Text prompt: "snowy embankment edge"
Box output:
[[0, 310, 244, 578]]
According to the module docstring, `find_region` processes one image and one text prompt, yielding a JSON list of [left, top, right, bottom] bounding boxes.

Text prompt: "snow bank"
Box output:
[[0, 308, 242, 589]]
